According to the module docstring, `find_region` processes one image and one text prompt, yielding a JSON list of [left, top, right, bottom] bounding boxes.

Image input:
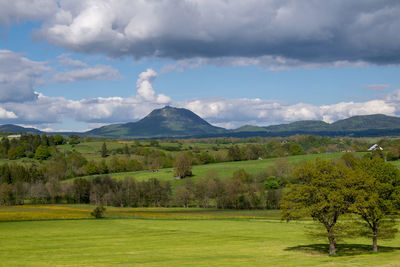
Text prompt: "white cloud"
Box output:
[[0, 70, 171, 125], [0, 50, 123, 103], [53, 64, 121, 83], [180, 94, 400, 128], [365, 84, 390, 91], [136, 69, 171, 103], [320, 100, 396, 123], [0, 50, 49, 102], [57, 54, 88, 67], [0, 107, 17, 119]]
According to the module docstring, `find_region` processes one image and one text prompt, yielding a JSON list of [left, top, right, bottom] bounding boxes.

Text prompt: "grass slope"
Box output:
[[71, 153, 354, 184], [0, 206, 399, 266]]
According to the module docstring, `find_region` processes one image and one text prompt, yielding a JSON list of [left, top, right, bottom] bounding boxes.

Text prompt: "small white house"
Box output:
[[7, 134, 21, 138], [368, 144, 383, 151]]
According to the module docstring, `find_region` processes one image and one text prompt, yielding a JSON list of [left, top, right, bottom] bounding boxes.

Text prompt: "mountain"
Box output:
[[2, 110, 400, 139], [87, 106, 227, 139], [264, 120, 331, 132], [331, 114, 400, 131], [233, 114, 400, 137], [233, 125, 268, 132], [0, 124, 43, 134]]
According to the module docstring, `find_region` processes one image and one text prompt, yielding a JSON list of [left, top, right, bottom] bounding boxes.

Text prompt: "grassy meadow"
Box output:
[[68, 152, 363, 185], [0, 205, 399, 266]]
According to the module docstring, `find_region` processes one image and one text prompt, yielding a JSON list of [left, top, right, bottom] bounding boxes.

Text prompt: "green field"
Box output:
[[0, 205, 399, 266], [392, 160, 400, 168], [70, 152, 362, 184]]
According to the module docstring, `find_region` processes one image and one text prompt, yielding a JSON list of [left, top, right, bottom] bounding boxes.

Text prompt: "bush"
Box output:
[[91, 206, 106, 218]]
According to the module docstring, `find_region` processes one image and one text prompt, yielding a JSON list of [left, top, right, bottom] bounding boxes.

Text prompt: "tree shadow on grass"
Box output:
[[285, 243, 400, 256]]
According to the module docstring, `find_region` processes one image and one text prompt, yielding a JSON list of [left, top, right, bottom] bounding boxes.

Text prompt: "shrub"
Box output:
[[91, 206, 106, 218]]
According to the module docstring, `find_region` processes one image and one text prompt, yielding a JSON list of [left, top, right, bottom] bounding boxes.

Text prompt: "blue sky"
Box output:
[[1, 1, 400, 131]]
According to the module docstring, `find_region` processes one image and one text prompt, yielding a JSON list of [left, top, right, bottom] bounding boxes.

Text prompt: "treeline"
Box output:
[[0, 175, 171, 207], [0, 134, 69, 160], [0, 157, 293, 208], [0, 176, 285, 209]]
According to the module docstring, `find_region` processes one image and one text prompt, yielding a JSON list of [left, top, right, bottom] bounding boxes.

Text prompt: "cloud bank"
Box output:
[[13, 0, 398, 68], [1, 67, 400, 130]]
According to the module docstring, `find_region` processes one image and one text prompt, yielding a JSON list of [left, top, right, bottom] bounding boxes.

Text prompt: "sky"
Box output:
[[1, 0, 400, 131]]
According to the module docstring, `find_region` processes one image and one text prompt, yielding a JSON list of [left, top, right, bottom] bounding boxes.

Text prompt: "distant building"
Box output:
[[7, 134, 21, 138], [368, 144, 383, 151], [341, 150, 354, 153]]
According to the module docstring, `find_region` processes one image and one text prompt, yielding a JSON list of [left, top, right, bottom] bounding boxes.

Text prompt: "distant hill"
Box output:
[[0, 124, 42, 134], [2, 110, 400, 139], [233, 114, 400, 137], [233, 125, 268, 132], [331, 114, 400, 131], [264, 120, 331, 132], [86, 106, 228, 139]]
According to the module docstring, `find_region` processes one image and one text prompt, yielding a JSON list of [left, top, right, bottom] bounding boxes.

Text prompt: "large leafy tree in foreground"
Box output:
[[280, 160, 355, 255], [349, 157, 400, 252]]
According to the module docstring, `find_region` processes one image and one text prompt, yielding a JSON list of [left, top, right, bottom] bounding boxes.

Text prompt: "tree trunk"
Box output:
[[328, 236, 336, 255], [372, 232, 378, 252]]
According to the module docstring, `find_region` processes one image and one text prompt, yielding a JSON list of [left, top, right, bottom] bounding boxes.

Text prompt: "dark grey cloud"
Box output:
[[24, 0, 400, 66]]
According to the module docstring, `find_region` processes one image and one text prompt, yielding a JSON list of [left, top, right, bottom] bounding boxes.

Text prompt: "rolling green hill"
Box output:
[[331, 114, 400, 131], [233, 114, 400, 137], [264, 120, 331, 132], [0, 124, 42, 134]]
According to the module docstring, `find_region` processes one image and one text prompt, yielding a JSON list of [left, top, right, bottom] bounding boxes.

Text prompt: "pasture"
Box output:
[[70, 152, 362, 184], [0, 205, 399, 266]]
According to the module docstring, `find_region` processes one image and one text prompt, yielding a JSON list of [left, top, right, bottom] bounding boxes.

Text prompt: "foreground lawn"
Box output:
[[0, 206, 399, 266]]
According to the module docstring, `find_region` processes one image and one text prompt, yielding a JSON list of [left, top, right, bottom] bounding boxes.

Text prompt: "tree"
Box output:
[[85, 161, 99, 175], [232, 169, 252, 184], [228, 145, 243, 161], [289, 143, 305, 156], [280, 159, 354, 255], [0, 183, 15, 205], [7, 146, 24, 160], [34, 145, 50, 160], [174, 185, 193, 207], [73, 178, 91, 203], [101, 142, 108, 158], [123, 144, 130, 155], [174, 152, 192, 178], [53, 134, 65, 145], [349, 158, 400, 252]]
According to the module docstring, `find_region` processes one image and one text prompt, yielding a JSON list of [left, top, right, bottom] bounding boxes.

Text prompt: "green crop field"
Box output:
[[392, 160, 400, 168], [0, 205, 399, 266], [70, 152, 363, 184]]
